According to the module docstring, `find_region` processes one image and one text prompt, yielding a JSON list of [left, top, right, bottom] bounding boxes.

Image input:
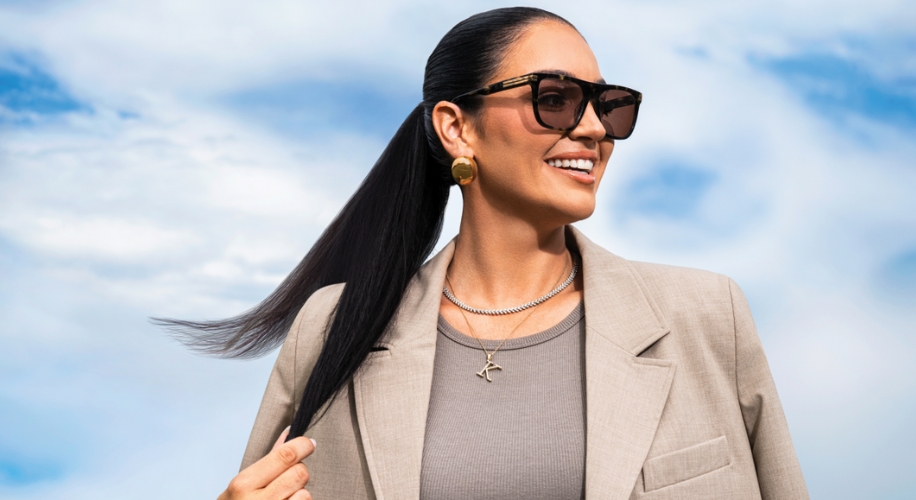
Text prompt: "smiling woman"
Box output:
[[157, 7, 808, 499]]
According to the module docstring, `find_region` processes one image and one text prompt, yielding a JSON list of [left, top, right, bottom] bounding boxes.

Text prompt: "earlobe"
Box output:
[[451, 156, 477, 185]]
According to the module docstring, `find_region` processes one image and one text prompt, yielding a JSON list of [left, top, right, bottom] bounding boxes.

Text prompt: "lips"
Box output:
[[547, 158, 594, 172]]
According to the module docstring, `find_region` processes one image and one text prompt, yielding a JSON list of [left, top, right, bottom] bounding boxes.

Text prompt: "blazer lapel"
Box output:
[[571, 228, 676, 499], [352, 228, 674, 500], [352, 241, 454, 500]]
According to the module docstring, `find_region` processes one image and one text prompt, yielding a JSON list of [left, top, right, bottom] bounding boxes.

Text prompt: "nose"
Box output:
[[569, 100, 606, 142]]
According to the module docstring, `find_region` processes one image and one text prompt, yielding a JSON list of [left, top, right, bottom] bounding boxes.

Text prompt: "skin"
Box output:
[[217, 428, 315, 500], [435, 19, 613, 340], [218, 18, 614, 499]]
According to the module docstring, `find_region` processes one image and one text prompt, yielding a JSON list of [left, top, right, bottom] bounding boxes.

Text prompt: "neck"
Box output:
[[447, 203, 572, 309]]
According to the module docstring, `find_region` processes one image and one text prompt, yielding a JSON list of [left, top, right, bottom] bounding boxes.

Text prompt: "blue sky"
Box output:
[[1, 0, 915, 498], [762, 41, 916, 123], [225, 75, 420, 139], [0, 53, 87, 122]]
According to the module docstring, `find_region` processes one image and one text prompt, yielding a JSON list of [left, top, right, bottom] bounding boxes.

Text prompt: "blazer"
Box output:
[[241, 227, 809, 499]]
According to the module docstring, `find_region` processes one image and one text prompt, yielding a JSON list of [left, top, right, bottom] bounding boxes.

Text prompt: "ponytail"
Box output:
[[158, 7, 574, 435], [288, 105, 449, 434], [156, 104, 450, 433]]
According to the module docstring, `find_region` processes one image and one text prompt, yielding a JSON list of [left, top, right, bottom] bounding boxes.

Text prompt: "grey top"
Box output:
[[419, 303, 586, 500]]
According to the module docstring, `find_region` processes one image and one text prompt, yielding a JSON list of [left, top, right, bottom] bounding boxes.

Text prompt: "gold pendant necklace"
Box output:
[[445, 253, 571, 382], [476, 353, 502, 382]]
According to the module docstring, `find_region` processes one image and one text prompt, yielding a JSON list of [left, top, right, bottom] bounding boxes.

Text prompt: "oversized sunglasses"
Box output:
[[451, 73, 642, 140]]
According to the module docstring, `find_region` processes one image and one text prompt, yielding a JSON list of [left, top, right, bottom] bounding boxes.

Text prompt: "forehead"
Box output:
[[494, 20, 602, 83]]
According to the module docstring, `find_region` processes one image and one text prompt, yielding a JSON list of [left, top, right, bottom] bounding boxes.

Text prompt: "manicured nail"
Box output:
[[309, 438, 317, 447]]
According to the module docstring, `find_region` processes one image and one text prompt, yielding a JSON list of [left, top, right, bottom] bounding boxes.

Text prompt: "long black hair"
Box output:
[[156, 7, 574, 437]]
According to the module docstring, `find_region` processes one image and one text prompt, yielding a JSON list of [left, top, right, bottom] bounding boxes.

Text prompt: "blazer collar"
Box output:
[[353, 227, 674, 500]]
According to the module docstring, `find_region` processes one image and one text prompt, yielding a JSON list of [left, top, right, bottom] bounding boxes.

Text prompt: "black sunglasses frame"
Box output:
[[451, 73, 643, 140]]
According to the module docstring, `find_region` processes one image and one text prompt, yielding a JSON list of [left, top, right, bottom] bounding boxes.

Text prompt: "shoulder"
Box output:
[[627, 260, 736, 304], [286, 283, 346, 349], [609, 259, 756, 386], [583, 245, 747, 382], [571, 226, 744, 335], [572, 226, 738, 310], [630, 260, 745, 333], [571, 225, 736, 300], [299, 283, 346, 323]]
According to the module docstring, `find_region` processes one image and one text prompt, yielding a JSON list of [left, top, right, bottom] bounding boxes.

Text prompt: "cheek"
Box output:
[[601, 140, 615, 161], [479, 109, 552, 170], [596, 141, 615, 180]]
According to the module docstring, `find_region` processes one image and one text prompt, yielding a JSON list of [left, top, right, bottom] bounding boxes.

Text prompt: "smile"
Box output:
[[547, 158, 594, 172]]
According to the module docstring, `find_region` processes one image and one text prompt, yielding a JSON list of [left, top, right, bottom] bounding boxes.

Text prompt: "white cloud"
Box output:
[[0, 214, 197, 259], [203, 164, 338, 219], [1, 0, 915, 498]]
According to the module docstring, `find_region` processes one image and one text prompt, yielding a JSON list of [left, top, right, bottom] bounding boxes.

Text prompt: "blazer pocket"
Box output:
[[642, 435, 730, 492]]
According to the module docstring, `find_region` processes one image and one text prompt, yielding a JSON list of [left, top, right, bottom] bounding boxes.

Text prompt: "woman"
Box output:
[[171, 7, 808, 499]]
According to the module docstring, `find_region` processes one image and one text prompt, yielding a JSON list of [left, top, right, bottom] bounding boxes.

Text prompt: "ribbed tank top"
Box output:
[[419, 303, 586, 500]]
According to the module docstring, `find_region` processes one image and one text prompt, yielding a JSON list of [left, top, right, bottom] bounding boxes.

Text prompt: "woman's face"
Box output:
[[467, 20, 613, 228]]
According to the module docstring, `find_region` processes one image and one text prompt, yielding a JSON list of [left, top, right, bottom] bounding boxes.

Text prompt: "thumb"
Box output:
[[271, 426, 291, 451]]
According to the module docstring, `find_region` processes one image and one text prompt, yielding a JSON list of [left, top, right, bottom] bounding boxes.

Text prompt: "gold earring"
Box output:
[[451, 156, 477, 185]]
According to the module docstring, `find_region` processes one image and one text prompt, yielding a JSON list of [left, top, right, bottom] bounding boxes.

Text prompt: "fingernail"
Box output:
[[309, 438, 317, 448], [282, 425, 291, 434]]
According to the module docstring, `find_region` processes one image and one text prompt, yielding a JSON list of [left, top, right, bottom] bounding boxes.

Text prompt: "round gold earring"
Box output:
[[451, 156, 477, 186]]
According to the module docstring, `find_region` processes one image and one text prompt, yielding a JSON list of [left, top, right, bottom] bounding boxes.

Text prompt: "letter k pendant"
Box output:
[[476, 352, 502, 382]]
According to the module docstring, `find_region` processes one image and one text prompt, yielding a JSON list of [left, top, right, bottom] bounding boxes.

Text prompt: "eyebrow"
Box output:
[[537, 69, 607, 85]]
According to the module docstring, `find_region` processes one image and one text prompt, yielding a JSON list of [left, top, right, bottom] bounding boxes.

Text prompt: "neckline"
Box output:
[[437, 302, 584, 351]]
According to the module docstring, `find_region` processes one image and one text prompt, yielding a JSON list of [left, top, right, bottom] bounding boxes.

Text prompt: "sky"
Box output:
[[0, 0, 914, 498]]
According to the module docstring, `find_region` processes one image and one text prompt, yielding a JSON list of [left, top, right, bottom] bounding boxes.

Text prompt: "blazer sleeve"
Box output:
[[730, 278, 809, 499], [239, 309, 301, 471], [238, 283, 344, 471]]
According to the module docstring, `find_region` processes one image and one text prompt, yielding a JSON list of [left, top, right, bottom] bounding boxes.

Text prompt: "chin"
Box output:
[[550, 201, 596, 227], [567, 207, 596, 224], [566, 194, 598, 219]]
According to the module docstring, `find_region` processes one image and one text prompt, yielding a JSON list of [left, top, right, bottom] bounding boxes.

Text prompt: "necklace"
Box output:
[[444, 254, 572, 382], [443, 259, 579, 316], [454, 300, 539, 382]]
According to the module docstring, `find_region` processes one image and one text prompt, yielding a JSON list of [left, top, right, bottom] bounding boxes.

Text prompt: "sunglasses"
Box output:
[[451, 73, 642, 140]]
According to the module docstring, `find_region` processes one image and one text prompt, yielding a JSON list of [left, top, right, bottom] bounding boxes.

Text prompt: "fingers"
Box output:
[[234, 436, 316, 491], [271, 426, 291, 451], [288, 489, 313, 500], [264, 461, 310, 498]]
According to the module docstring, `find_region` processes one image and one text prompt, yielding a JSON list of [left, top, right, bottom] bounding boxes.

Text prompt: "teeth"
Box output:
[[547, 159, 594, 172]]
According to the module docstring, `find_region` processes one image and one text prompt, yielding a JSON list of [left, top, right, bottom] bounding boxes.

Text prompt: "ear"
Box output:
[[431, 101, 477, 160]]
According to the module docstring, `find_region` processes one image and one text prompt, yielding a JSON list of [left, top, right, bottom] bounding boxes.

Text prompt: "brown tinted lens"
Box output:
[[599, 89, 636, 138], [536, 78, 584, 129]]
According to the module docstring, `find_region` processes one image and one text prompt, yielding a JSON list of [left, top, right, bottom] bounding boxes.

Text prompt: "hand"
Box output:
[[218, 427, 316, 500]]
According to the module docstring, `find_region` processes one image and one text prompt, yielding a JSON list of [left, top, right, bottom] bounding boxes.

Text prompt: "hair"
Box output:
[[154, 7, 574, 438]]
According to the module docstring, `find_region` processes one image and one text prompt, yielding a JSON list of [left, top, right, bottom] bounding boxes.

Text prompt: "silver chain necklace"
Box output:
[[442, 261, 578, 316]]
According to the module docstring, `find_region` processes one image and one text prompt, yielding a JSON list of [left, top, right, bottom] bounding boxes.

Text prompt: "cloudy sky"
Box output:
[[1, 0, 914, 498]]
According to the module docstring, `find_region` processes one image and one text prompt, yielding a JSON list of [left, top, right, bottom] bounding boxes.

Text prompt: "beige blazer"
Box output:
[[241, 227, 808, 499]]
